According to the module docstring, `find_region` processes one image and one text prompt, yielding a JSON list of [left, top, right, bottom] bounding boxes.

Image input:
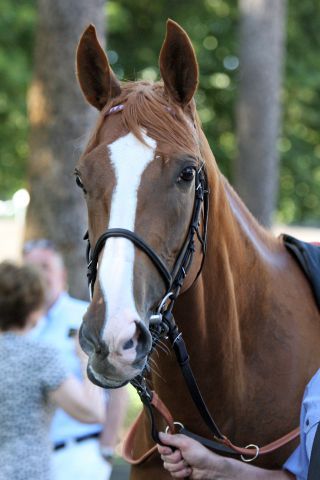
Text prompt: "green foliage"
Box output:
[[106, 0, 238, 180], [0, 0, 319, 224], [0, 0, 36, 199], [278, 1, 320, 225], [106, 0, 320, 225]]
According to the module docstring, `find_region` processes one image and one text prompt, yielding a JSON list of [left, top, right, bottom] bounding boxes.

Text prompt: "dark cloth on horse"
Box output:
[[283, 234, 320, 311]]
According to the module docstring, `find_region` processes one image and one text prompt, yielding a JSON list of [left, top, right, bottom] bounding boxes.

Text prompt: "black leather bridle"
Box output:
[[84, 163, 209, 309]]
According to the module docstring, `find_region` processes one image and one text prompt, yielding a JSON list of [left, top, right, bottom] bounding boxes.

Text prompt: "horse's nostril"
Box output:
[[80, 322, 109, 358], [135, 321, 152, 361], [123, 339, 134, 350]]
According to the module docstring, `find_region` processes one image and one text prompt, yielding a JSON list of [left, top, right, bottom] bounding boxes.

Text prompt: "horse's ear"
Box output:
[[159, 19, 198, 107], [76, 25, 121, 111]]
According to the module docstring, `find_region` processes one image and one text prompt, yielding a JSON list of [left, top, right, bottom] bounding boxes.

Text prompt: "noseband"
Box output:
[[84, 165, 209, 314]]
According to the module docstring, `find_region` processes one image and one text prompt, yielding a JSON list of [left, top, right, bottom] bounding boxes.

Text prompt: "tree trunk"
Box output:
[[25, 0, 105, 299], [235, 0, 287, 227]]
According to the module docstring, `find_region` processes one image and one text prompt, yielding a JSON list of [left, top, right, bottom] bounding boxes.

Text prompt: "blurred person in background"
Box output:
[[0, 261, 106, 480], [23, 239, 129, 480]]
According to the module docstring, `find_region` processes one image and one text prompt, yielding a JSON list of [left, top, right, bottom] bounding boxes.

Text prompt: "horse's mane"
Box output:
[[88, 81, 203, 159]]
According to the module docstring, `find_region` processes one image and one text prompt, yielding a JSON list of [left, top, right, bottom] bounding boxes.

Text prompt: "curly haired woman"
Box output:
[[0, 261, 105, 480]]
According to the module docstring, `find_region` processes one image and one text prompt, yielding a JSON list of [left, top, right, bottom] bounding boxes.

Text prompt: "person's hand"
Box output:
[[158, 440, 192, 478], [157, 432, 222, 479], [158, 433, 293, 480]]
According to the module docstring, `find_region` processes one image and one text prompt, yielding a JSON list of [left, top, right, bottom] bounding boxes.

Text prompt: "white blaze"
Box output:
[[99, 131, 156, 342]]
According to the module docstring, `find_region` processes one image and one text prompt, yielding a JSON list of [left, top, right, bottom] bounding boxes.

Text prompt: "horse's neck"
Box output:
[[182, 173, 285, 405]]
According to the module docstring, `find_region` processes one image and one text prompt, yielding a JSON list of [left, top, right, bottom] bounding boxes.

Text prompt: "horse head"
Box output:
[[76, 20, 209, 388]]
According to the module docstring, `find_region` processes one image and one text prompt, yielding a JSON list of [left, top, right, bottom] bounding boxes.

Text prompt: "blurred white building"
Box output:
[[0, 189, 30, 261]]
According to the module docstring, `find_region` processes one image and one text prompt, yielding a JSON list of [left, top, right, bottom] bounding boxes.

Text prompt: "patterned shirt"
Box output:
[[30, 292, 102, 444], [0, 333, 68, 480]]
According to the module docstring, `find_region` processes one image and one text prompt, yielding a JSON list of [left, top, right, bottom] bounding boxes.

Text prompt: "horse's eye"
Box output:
[[179, 167, 195, 183], [75, 175, 87, 194]]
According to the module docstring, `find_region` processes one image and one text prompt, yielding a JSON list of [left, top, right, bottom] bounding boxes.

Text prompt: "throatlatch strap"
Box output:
[[163, 311, 300, 461], [307, 423, 320, 480]]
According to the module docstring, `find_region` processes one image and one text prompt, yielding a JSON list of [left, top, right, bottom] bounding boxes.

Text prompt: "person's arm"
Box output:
[[49, 346, 106, 424], [99, 386, 130, 460], [49, 375, 106, 424], [158, 432, 295, 480]]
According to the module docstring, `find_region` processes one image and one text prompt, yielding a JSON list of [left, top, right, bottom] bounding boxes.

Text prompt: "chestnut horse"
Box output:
[[75, 20, 320, 478]]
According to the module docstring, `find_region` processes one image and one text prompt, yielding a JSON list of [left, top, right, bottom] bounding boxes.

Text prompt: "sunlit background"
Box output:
[[1, 1, 320, 263], [1, 0, 320, 228]]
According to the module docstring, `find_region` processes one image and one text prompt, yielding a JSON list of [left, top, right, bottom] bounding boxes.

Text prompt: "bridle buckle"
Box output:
[[150, 291, 174, 325]]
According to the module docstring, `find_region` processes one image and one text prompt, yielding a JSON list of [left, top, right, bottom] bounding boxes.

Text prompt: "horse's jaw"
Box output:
[[87, 363, 130, 389]]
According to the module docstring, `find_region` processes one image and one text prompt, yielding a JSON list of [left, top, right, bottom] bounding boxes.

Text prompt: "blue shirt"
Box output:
[[31, 292, 103, 444], [283, 369, 320, 479]]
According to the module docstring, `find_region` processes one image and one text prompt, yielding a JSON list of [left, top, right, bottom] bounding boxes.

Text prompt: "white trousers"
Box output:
[[52, 438, 112, 480]]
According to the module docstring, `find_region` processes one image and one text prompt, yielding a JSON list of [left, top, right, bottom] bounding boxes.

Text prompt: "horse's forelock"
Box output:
[[87, 81, 202, 158]]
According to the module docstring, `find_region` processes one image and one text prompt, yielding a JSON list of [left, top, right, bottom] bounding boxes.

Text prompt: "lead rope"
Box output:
[[160, 310, 299, 459]]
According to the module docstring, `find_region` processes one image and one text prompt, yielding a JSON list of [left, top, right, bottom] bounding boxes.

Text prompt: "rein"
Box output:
[[83, 107, 299, 465], [122, 309, 299, 465]]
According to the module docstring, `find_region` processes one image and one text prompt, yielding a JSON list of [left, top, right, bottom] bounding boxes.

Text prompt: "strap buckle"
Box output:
[[131, 376, 152, 404], [150, 291, 174, 324], [240, 444, 260, 462]]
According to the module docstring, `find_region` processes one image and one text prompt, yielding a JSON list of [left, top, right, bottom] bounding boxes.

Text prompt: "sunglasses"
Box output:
[[23, 239, 58, 254]]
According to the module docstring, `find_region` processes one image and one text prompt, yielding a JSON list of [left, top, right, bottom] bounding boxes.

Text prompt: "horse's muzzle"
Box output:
[[79, 319, 152, 388]]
